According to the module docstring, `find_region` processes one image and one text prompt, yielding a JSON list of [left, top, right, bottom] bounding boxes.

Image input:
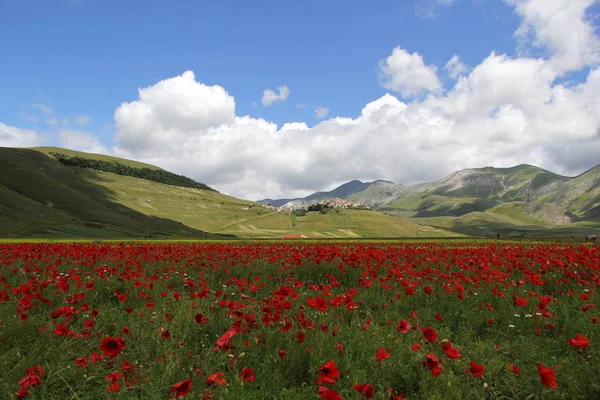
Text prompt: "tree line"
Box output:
[[50, 153, 216, 192]]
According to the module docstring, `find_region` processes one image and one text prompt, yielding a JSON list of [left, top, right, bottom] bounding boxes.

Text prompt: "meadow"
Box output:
[[0, 242, 598, 399]]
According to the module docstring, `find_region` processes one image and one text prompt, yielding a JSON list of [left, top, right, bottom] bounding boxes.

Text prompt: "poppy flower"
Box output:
[[240, 367, 255, 383], [425, 353, 442, 377], [74, 357, 88, 367], [376, 348, 391, 364], [278, 350, 286, 360], [215, 330, 236, 351], [396, 320, 410, 334], [507, 363, 520, 376], [100, 336, 125, 357], [468, 362, 485, 378], [90, 352, 103, 364], [421, 327, 438, 342], [107, 382, 120, 392], [317, 360, 340, 385], [538, 363, 558, 388], [318, 387, 342, 400], [411, 343, 421, 352], [354, 383, 375, 398], [171, 379, 192, 398], [206, 372, 226, 386], [568, 333, 590, 350], [194, 313, 208, 324], [445, 347, 461, 359], [514, 297, 528, 307]]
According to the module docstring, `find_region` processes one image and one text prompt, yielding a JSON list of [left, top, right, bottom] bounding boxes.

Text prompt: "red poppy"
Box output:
[[215, 330, 236, 351], [240, 367, 255, 383], [353, 383, 375, 398], [107, 382, 120, 392], [508, 363, 521, 376], [421, 327, 438, 342], [411, 343, 422, 352], [425, 353, 442, 377], [194, 313, 208, 324], [90, 352, 103, 364], [206, 372, 226, 386], [171, 379, 192, 398], [316, 360, 340, 385], [308, 297, 328, 312], [100, 336, 125, 357], [376, 348, 391, 364], [396, 320, 410, 334], [538, 363, 558, 388], [568, 333, 590, 350], [319, 387, 342, 400], [514, 297, 528, 307], [278, 349, 286, 360], [74, 357, 88, 367], [468, 362, 485, 378], [445, 347, 461, 359]]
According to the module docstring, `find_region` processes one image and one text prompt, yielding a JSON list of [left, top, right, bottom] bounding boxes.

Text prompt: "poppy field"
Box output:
[[0, 242, 598, 399]]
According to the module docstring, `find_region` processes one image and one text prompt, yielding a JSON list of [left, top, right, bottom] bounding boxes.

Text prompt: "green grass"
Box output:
[[1, 242, 599, 399], [33, 147, 163, 170], [0, 147, 456, 239]]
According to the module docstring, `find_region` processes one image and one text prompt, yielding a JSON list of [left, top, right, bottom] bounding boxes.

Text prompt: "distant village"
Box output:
[[260, 197, 369, 213]]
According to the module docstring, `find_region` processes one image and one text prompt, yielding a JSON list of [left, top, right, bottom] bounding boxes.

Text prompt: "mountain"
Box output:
[[262, 164, 600, 236], [0, 147, 458, 239], [259, 179, 396, 208]]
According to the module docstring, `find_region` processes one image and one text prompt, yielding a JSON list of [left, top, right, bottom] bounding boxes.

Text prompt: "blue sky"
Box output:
[[1, 0, 520, 141], [1, 0, 600, 199]]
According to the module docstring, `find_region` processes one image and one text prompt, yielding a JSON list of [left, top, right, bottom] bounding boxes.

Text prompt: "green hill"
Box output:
[[0, 147, 458, 239]]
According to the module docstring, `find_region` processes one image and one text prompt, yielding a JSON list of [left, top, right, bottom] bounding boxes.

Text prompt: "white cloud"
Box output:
[[45, 118, 58, 127], [261, 85, 290, 106], [444, 55, 468, 79], [17, 112, 40, 123], [114, 70, 235, 152], [59, 129, 108, 154], [0, 123, 40, 147], [76, 114, 92, 126], [5, 0, 599, 202], [416, 0, 457, 18], [506, 0, 600, 74], [31, 103, 53, 115], [314, 106, 329, 119], [110, 53, 600, 200], [379, 47, 443, 97]]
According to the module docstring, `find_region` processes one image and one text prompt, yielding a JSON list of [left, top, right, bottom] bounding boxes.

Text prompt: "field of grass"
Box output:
[[1, 242, 598, 399], [0, 147, 458, 240]]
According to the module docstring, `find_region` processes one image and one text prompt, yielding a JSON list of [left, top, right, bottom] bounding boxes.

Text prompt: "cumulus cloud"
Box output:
[[59, 129, 108, 154], [31, 103, 53, 115], [5, 0, 600, 202], [114, 71, 236, 152], [314, 106, 329, 119], [261, 85, 290, 106], [109, 47, 599, 200], [379, 47, 443, 97], [416, 0, 457, 18], [506, 0, 600, 74], [444, 55, 468, 79], [76, 114, 92, 126], [0, 123, 40, 147]]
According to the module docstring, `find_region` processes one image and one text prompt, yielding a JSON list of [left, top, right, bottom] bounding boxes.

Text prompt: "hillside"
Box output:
[[263, 164, 600, 237], [0, 147, 457, 239]]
